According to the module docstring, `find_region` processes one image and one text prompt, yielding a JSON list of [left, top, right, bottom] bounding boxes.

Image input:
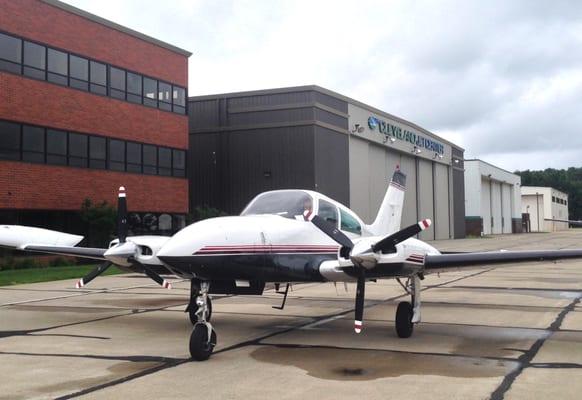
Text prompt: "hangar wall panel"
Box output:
[[501, 184, 512, 233], [418, 159, 435, 240], [314, 126, 350, 206], [189, 133, 220, 209], [434, 163, 450, 239], [491, 182, 502, 234], [481, 178, 492, 234], [349, 138, 371, 221], [368, 144, 390, 224], [399, 155, 418, 228]]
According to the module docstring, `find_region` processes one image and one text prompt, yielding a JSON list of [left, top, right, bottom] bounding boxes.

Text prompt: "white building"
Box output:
[[464, 160, 522, 235], [521, 187, 569, 232]]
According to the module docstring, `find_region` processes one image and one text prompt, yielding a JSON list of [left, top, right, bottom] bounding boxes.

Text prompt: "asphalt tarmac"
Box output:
[[1, 230, 581, 399]]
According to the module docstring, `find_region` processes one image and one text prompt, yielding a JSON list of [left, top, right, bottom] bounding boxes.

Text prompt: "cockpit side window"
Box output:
[[241, 191, 313, 219], [340, 208, 362, 235], [318, 200, 339, 228]]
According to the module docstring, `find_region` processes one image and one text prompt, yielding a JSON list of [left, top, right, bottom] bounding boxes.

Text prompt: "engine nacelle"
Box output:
[[109, 235, 170, 266]]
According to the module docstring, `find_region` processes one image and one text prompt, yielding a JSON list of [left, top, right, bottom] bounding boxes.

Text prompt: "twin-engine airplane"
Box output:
[[3, 169, 582, 361]]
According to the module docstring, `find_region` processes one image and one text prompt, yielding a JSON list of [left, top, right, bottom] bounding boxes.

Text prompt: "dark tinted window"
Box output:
[[127, 72, 142, 104], [143, 144, 157, 174], [89, 136, 106, 169], [22, 125, 45, 163], [68, 133, 87, 167], [90, 61, 106, 84], [0, 32, 21, 62], [70, 55, 88, 80], [143, 77, 157, 107], [23, 41, 45, 68], [318, 200, 339, 228], [126, 142, 142, 173], [158, 147, 172, 176], [158, 82, 171, 111], [0, 120, 21, 160], [23, 41, 45, 79], [340, 208, 362, 235], [172, 149, 185, 177], [172, 86, 186, 114], [47, 48, 67, 85], [46, 129, 67, 165], [47, 49, 67, 74], [109, 67, 125, 99], [108, 139, 125, 171], [69, 55, 88, 90], [0, 33, 22, 73], [89, 60, 107, 95]]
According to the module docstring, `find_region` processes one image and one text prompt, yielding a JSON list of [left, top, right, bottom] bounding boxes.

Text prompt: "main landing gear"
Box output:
[[395, 274, 422, 338], [188, 281, 217, 361]]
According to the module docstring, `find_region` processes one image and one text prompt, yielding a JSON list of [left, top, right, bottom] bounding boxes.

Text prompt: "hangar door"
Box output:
[[417, 159, 434, 240], [434, 163, 450, 239]]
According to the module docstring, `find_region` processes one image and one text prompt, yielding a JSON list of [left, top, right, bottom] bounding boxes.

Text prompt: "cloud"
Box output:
[[64, 0, 582, 170]]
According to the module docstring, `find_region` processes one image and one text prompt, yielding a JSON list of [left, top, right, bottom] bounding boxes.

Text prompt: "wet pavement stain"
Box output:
[[29, 361, 161, 397], [95, 297, 187, 309], [250, 345, 517, 381]]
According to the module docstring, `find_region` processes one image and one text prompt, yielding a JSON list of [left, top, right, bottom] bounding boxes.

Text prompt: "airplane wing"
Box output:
[[0, 225, 108, 260], [545, 218, 582, 226], [19, 244, 107, 260], [423, 248, 582, 273]]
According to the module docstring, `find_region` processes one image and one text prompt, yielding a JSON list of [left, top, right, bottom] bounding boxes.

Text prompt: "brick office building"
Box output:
[[0, 0, 190, 239]]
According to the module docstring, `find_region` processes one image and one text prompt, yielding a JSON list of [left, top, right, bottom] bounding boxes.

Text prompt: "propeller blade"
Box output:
[[372, 219, 432, 254], [75, 262, 111, 288], [141, 264, 172, 289], [117, 186, 128, 244], [354, 268, 366, 333], [311, 215, 354, 250]]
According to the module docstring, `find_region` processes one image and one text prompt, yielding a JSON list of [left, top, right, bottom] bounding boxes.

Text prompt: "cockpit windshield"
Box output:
[[241, 191, 313, 219]]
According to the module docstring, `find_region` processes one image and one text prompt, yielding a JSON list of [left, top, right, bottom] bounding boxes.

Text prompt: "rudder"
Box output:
[[366, 169, 406, 236]]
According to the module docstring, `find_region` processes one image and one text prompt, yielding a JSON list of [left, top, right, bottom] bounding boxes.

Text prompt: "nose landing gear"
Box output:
[[189, 281, 217, 361], [186, 280, 212, 325]]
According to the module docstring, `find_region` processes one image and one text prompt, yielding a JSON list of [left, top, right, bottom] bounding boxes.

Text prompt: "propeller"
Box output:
[[117, 186, 128, 243], [311, 216, 432, 333], [75, 261, 112, 288], [75, 186, 171, 290]]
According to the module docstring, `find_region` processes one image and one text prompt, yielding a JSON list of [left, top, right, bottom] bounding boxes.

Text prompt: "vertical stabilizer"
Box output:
[[366, 169, 406, 236]]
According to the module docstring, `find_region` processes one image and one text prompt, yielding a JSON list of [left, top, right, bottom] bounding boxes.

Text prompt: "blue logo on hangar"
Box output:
[[368, 116, 378, 130]]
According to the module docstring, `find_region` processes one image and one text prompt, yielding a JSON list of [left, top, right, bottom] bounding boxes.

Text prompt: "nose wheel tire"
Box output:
[[395, 301, 414, 338], [188, 296, 212, 325], [189, 323, 217, 361]]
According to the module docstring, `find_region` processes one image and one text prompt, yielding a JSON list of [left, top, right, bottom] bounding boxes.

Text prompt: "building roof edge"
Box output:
[[42, 0, 192, 57]]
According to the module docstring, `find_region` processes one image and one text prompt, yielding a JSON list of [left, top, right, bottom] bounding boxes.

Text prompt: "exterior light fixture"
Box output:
[[351, 124, 365, 134], [412, 146, 422, 154], [433, 152, 444, 159]]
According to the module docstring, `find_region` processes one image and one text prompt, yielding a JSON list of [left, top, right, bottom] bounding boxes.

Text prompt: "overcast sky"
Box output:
[[65, 0, 582, 172]]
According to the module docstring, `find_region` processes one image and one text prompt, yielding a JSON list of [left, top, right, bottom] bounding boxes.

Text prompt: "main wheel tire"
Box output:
[[189, 323, 217, 361], [395, 301, 414, 338], [188, 296, 212, 325]]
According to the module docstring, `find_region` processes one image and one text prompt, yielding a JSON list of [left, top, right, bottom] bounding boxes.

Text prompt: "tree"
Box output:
[[80, 199, 116, 247], [516, 167, 582, 220]]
